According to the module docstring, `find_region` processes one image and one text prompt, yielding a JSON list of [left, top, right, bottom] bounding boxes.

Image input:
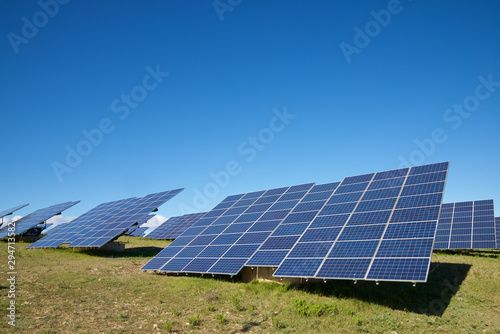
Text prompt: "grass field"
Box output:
[[1, 236, 499, 333]]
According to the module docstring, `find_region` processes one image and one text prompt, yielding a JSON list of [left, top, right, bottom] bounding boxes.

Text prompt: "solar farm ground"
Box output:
[[1, 236, 499, 334]]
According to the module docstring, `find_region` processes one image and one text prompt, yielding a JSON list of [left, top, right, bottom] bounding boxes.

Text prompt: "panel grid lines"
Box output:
[[184, 189, 278, 273], [201, 189, 284, 274], [0, 204, 29, 219], [28, 189, 183, 249], [0, 201, 79, 239], [247, 183, 340, 268], [150, 184, 318, 273], [314, 175, 376, 278], [496, 217, 500, 249], [274, 163, 448, 282], [204, 184, 315, 274], [363, 170, 409, 279], [434, 200, 496, 250], [147, 212, 207, 240]]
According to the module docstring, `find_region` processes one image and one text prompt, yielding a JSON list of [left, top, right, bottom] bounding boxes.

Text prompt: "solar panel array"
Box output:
[[274, 162, 448, 282], [142, 162, 449, 282], [0, 201, 80, 239], [0, 203, 29, 218], [434, 200, 496, 249], [147, 212, 207, 240], [28, 189, 183, 249]]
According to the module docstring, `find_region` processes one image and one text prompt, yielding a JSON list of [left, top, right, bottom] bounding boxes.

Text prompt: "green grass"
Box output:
[[1, 236, 499, 333]]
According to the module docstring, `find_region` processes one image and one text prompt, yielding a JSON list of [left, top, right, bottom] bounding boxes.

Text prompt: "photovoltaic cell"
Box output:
[[147, 212, 207, 239], [0, 201, 79, 239], [434, 200, 496, 249], [0, 203, 29, 219], [274, 162, 449, 282], [28, 189, 183, 249], [496, 217, 500, 249]]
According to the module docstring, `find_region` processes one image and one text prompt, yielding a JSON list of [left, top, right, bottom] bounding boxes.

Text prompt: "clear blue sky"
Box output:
[[1, 0, 499, 221]]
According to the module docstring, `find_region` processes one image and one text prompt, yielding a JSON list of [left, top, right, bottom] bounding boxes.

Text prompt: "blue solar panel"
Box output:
[[127, 226, 149, 237], [147, 212, 207, 239], [316, 258, 371, 279], [141, 183, 316, 273], [496, 217, 500, 249], [434, 200, 496, 249], [0, 201, 79, 239], [0, 204, 29, 219], [274, 162, 449, 282], [248, 182, 341, 267], [28, 189, 183, 249], [125, 215, 154, 236], [143, 162, 448, 283]]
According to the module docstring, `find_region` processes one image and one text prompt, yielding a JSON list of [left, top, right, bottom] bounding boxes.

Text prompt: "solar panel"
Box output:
[[28, 189, 183, 249], [274, 162, 449, 282], [434, 200, 496, 249], [0, 203, 29, 218], [0, 201, 80, 239], [141, 183, 316, 272], [496, 217, 500, 249], [147, 212, 207, 239], [128, 226, 149, 237], [124, 215, 155, 236]]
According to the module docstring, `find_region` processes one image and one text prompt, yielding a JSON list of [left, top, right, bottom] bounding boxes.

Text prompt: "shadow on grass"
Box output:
[[236, 321, 262, 333], [291, 262, 471, 316], [154, 262, 470, 316], [434, 249, 500, 259]]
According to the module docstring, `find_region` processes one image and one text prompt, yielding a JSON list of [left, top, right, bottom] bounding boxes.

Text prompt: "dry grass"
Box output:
[[1, 236, 499, 333]]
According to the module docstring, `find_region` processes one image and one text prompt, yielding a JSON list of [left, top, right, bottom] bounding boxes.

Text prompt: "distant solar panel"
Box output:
[[128, 226, 149, 237], [143, 162, 449, 283], [28, 189, 183, 249], [41, 220, 70, 235], [434, 200, 496, 249], [125, 215, 155, 236], [41, 223, 55, 233], [496, 217, 500, 249], [275, 162, 449, 282], [0, 201, 80, 239], [0, 203, 29, 218], [147, 212, 207, 239]]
